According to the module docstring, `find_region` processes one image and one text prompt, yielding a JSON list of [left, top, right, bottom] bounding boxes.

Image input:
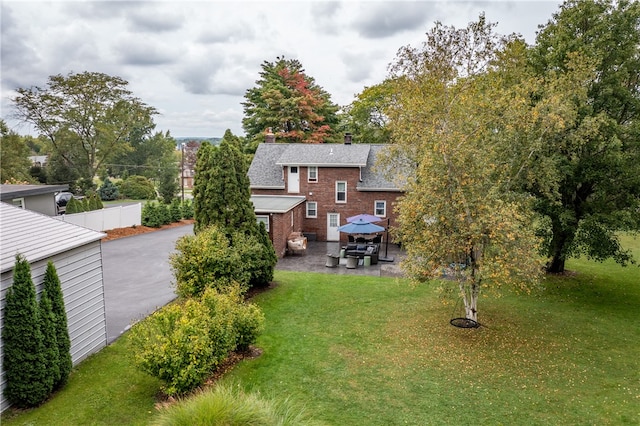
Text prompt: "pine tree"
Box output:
[[192, 142, 214, 233], [43, 261, 72, 388], [2, 254, 50, 407], [38, 289, 59, 393]]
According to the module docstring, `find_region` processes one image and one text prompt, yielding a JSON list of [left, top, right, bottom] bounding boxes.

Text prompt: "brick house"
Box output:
[[248, 137, 403, 258]]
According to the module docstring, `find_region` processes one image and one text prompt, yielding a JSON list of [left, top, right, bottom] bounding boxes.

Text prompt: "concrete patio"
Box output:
[[276, 240, 406, 277]]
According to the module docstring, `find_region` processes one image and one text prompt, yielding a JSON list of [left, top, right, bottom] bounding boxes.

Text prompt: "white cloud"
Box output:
[[1, 0, 564, 138]]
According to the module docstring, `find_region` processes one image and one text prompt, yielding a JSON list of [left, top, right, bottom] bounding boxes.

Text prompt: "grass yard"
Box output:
[[3, 235, 639, 425]]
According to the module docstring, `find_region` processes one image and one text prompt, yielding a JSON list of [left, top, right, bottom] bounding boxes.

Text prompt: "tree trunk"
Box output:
[[546, 219, 575, 274], [459, 280, 479, 322], [547, 253, 566, 274]]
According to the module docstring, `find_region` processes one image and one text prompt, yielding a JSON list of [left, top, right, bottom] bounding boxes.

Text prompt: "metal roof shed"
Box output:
[[0, 202, 107, 412]]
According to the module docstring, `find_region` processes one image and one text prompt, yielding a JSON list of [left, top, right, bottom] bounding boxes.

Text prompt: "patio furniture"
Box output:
[[287, 232, 307, 256], [326, 253, 340, 268], [346, 255, 359, 269]]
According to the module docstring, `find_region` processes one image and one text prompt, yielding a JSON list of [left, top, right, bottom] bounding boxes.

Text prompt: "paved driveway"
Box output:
[[101, 224, 404, 344], [101, 224, 194, 343]]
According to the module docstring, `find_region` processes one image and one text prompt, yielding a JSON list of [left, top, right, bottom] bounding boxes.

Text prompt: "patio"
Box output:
[[275, 241, 406, 277]]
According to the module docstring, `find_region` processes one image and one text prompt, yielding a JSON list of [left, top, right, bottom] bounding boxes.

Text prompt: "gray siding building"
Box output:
[[0, 202, 107, 412]]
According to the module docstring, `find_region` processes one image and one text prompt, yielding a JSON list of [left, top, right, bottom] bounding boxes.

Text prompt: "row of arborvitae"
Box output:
[[2, 255, 72, 408], [65, 193, 103, 214], [141, 199, 194, 228]]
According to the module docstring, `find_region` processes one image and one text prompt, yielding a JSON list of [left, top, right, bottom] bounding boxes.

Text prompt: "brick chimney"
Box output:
[[265, 127, 275, 143], [344, 132, 352, 145]]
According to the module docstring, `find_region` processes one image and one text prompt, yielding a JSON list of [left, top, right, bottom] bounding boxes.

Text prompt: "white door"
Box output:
[[288, 166, 299, 193], [327, 213, 340, 241]]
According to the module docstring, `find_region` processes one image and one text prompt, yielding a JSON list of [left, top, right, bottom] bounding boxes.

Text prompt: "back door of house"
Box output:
[[288, 166, 299, 193], [327, 213, 340, 241]]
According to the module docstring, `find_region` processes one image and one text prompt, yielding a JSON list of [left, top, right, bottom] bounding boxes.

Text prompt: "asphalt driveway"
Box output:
[[100, 224, 404, 344], [101, 224, 194, 343]]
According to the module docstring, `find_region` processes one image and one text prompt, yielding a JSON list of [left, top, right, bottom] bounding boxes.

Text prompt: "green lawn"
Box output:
[[3, 235, 639, 425]]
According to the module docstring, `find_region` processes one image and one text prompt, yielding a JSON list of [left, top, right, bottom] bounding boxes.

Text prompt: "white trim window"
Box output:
[[336, 181, 347, 203], [306, 201, 317, 218], [256, 215, 269, 231], [308, 166, 318, 183], [374, 200, 386, 217]]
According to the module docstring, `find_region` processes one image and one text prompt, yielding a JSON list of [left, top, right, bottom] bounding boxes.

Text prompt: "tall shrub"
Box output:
[[169, 198, 182, 222], [181, 199, 194, 219], [38, 290, 59, 394], [43, 261, 72, 388], [2, 254, 50, 408], [142, 202, 162, 228], [170, 225, 248, 298]]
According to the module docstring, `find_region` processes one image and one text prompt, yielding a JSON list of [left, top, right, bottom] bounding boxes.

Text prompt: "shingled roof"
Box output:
[[248, 143, 401, 191]]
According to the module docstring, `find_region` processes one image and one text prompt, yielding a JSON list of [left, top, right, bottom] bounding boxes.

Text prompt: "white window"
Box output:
[[336, 181, 347, 203], [308, 166, 318, 183], [256, 215, 269, 231], [11, 198, 25, 209], [306, 201, 317, 218], [375, 200, 386, 217]]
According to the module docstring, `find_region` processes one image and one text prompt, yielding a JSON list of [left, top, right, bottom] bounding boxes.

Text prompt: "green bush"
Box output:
[[2, 254, 50, 408], [65, 197, 83, 214], [129, 299, 216, 396], [158, 203, 171, 225], [152, 383, 313, 426], [43, 261, 72, 389], [170, 198, 182, 222], [119, 175, 156, 200], [142, 202, 162, 228], [87, 193, 99, 211], [98, 178, 119, 201], [129, 287, 263, 396], [171, 225, 250, 298], [181, 199, 194, 219]]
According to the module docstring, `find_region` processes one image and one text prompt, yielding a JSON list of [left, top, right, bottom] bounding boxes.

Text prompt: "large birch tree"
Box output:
[[382, 16, 580, 322]]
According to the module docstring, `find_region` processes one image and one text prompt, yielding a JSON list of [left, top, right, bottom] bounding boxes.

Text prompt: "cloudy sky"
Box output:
[[1, 0, 564, 138]]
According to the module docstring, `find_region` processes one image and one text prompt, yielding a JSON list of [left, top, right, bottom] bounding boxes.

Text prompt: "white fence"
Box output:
[[55, 203, 142, 231]]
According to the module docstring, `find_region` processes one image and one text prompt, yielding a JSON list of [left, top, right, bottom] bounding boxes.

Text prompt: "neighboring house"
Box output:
[[0, 184, 68, 216], [0, 202, 107, 412], [248, 137, 403, 257]]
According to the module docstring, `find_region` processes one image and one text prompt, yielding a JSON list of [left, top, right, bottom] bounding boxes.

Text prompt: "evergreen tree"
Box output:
[[194, 131, 256, 236], [65, 196, 82, 214], [192, 142, 214, 233], [193, 130, 277, 287], [2, 254, 50, 408], [43, 261, 72, 388], [98, 178, 120, 201], [38, 290, 59, 394], [170, 198, 182, 222]]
